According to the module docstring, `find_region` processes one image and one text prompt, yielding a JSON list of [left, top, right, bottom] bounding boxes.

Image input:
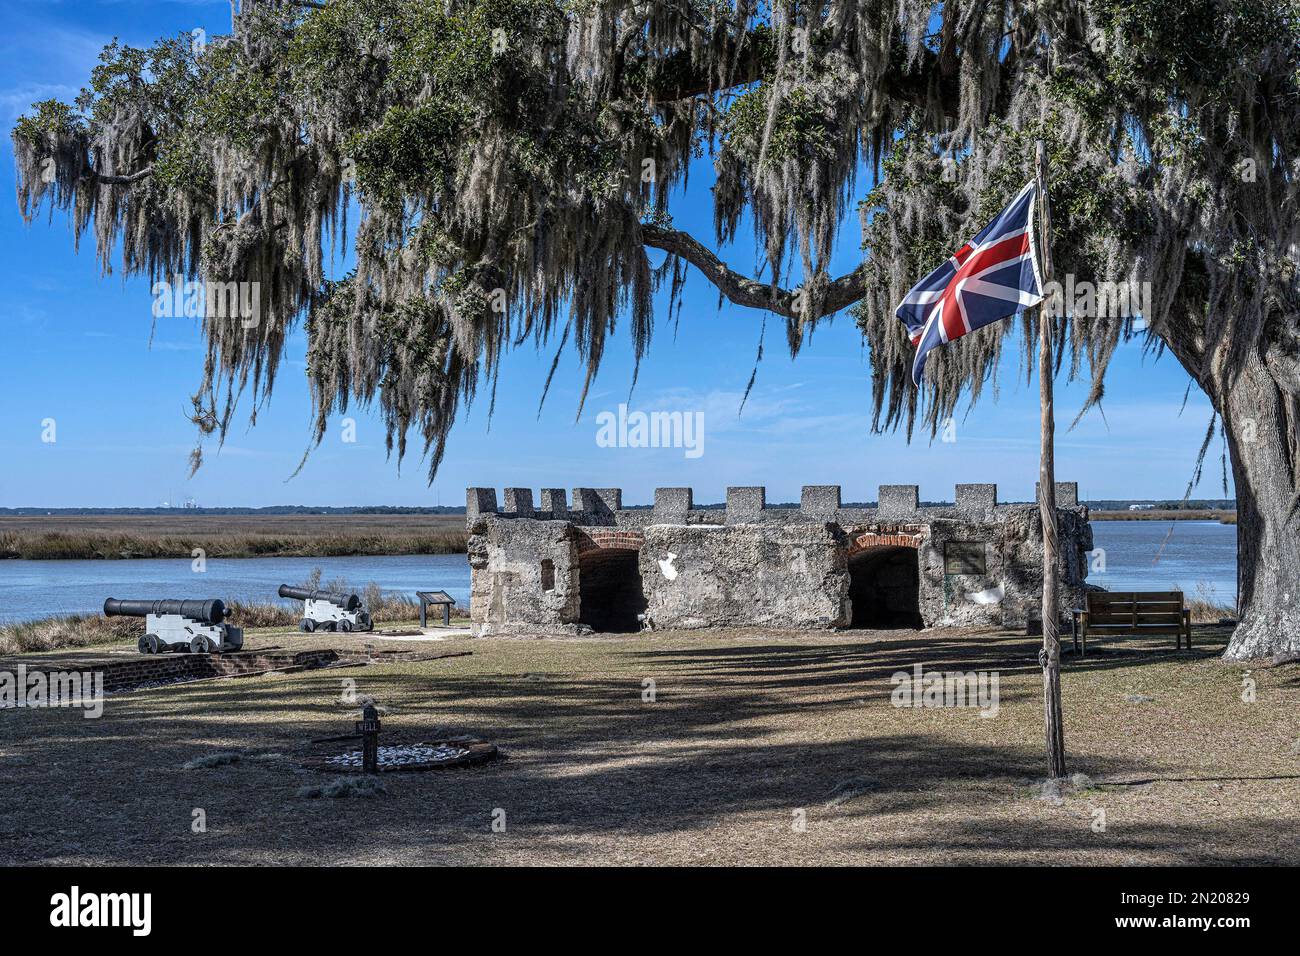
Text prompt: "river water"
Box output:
[[0, 553, 472, 626], [1087, 520, 1238, 608], [0, 520, 1238, 625]]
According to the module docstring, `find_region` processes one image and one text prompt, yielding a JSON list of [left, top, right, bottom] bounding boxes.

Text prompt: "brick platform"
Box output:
[[25, 649, 349, 693]]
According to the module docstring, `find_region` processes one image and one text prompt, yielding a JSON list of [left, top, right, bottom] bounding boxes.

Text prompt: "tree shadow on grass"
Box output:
[[623, 630, 1216, 689], [1, 631, 1285, 865], [842, 816, 1300, 865], [0, 710, 1139, 863]]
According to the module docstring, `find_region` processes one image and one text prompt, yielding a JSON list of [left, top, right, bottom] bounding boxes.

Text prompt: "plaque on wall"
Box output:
[[944, 541, 987, 575]]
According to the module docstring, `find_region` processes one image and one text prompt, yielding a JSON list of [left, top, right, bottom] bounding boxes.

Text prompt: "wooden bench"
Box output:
[[1071, 591, 1192, 656]]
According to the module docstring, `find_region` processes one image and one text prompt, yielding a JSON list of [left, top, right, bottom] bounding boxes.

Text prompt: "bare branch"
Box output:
[[89, 165, 154, 186], [641, 224, 867, 319]]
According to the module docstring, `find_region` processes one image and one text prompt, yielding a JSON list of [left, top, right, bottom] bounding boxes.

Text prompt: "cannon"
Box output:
[[278, 585, 373, 633], [103, 598, 244, 655]]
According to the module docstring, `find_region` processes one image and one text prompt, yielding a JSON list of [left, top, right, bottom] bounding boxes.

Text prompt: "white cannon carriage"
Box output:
[[103, 598, 244, 655], [278, 585, 373, 633]]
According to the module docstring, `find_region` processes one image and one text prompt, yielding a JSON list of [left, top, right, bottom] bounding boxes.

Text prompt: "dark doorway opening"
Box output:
[[848, 546, 922, 629], [578, 549, 646, 632]]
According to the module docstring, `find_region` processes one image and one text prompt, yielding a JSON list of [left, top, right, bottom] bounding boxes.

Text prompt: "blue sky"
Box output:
[[0, 1, 1229, 508]]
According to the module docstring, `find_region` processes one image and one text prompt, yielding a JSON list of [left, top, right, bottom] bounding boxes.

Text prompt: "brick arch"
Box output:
[[845, 525, 926, 629], [575, 529, 647, 633], [846, 525, 926, 558], [576, 528, 646, 555]]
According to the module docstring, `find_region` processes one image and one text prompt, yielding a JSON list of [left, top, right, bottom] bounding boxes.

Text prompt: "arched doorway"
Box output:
[[578, 548, 646, 632], [848, 546, 922, 629]]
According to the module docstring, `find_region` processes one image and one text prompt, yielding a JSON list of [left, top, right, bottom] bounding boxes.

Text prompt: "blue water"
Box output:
[[1088, 520, 1238, 607], [0, 521, 1239, 625], [0, 553, 471, 625]]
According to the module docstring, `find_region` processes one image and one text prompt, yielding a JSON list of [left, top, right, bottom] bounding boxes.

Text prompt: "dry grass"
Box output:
[[0, 614, 140, 655], [2, 624, 1297, 866], [0, 513, 467, 559], [1187, 582, 1237, 624]]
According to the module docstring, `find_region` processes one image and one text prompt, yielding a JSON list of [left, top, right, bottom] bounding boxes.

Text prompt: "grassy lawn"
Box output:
[[1, 625, 1297, 865]]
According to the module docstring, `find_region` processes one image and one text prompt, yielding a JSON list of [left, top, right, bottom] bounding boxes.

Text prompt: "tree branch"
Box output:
[[633, 24, 771, 101], [641, 224, 868, 319], [636, 25, 954, 119], [88, 165, 155, 186]]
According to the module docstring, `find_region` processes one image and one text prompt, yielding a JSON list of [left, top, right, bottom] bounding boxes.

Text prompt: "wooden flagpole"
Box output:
[[1035, 139, 1067, 779]]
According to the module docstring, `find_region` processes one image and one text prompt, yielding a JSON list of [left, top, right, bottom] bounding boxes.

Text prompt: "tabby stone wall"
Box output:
[[465, 483, 1092, 636]]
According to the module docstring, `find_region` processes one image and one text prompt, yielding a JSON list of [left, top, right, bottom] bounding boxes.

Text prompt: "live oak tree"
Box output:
[[13, 0, 1299, 659]]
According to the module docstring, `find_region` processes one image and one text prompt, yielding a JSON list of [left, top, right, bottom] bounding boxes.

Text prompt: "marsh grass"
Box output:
[[0, 529, 466, 560], [1186, 581, 1237, 623], [0, 613, 139, 655], [0, 513, 467, 560], [1090, 509, 1236, 524]]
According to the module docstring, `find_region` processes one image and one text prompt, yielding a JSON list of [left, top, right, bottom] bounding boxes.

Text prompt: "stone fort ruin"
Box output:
[[466, 483, 1093, 636]]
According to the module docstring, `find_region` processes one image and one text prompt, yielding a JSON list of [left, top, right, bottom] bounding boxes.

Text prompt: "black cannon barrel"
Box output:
[[103, 598, 226, 625], [277, 585, 361, 611]]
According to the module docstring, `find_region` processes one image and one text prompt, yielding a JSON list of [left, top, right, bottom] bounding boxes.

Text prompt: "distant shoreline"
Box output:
[[1090, 509, 1237, 524], [1, 508, 1234, 560], [0, 513, 468, 560]]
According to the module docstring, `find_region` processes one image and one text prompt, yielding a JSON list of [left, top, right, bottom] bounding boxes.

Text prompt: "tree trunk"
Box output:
[[1218, 349, 1300, 660]]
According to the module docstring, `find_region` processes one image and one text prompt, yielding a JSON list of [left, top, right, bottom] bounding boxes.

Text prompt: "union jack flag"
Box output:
[[896, 180, 1044, 385]]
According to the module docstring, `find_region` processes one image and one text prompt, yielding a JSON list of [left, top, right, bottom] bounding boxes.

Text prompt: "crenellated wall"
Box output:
[[465, 483, 1092, 636], [468, 482, 1081, 525]]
